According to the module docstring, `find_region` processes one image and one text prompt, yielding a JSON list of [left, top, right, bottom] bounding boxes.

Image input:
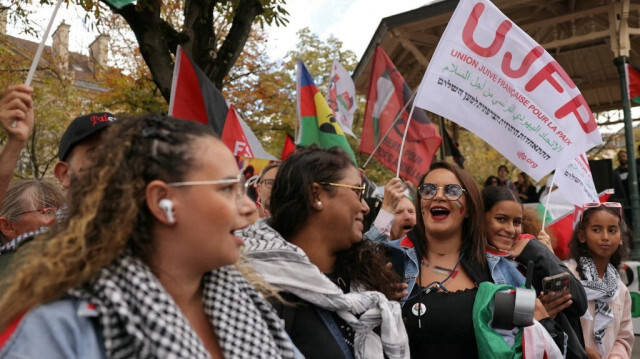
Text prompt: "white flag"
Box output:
[[413, 0, 602, 181], [327, 59, 358, 138], [554, 153, 599, 206]]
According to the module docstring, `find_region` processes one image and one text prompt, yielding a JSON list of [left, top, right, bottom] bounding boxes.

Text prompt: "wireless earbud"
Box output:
[[158, 199, 175, 224]]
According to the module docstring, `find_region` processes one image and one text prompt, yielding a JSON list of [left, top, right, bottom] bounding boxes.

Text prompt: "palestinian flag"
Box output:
[[361, 46, 442, 185], [627, 64, 640, 104], [168, 46, 276, 161], [296, 60, 357, 164]]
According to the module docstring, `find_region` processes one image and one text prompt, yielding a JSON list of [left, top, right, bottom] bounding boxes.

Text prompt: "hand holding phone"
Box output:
[[541, 272, 570, 295], [540, 272, 572, 317]]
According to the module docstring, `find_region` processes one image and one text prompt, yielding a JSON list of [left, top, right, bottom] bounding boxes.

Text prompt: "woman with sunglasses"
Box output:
[[242, 145, 409, 359], [0, 115, 298, 358], [382, 161, 489, 358], [566, 202, 633, 359]]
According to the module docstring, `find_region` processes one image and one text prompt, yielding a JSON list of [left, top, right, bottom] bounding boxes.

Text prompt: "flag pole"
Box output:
[[362, 90, 417, 169], [541, 171, 557, 229], [439, 116, 446, 160], [11, 0, 64, 128], [397, 102, 418, 177]]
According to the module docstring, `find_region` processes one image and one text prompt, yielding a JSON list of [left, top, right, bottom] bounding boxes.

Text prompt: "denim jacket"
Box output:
[[0, 298, 305, 359], [371, 228, 493, 304], [485, 251, 526, 288], [0, 299, 106, 359]]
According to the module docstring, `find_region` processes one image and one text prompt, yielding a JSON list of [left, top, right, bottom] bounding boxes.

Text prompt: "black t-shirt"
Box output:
[[402, 285, 479, 358]]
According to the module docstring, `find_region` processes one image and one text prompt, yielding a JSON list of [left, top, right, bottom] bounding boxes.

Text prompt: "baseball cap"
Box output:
[[58, 112, 117, 161]]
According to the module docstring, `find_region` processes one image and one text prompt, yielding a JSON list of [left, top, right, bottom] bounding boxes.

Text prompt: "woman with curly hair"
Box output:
[[241, 145, 409, 359], [0, 114, 297, 358]]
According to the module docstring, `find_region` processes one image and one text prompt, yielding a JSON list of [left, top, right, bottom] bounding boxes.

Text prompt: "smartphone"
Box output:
[[541, 272, 570, 295]]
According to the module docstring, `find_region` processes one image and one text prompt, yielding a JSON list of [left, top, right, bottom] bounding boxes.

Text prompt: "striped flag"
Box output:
[[296, 60, 357, 164]]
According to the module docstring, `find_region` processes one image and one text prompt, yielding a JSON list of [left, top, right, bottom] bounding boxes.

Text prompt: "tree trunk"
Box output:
[[104, 0, 265, 102]]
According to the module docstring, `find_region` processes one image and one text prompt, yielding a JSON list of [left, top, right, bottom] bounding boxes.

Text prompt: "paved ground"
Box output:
[[634, 335, 639, 358]]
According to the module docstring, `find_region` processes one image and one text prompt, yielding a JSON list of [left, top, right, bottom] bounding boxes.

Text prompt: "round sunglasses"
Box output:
[[418, 183, 466, 201]]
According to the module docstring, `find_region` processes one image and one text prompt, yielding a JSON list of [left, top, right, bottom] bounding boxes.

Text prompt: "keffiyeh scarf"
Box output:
[[69, 253, 295, 359], [579, 256, 620, 356], [241, 220, 410, 359]]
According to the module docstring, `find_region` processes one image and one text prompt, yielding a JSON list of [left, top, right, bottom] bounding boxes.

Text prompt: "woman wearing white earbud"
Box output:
[[0, 114, 299, 358]]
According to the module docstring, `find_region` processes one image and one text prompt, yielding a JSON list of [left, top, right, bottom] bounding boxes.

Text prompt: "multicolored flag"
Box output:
[[296, 60, 357, 163], [168, 46, 276, 161], [327, 59, 357, 138], [361, 46, 442, 185]]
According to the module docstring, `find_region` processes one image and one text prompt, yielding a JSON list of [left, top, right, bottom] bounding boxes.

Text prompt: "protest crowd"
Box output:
[[0, 0, 637, 358]]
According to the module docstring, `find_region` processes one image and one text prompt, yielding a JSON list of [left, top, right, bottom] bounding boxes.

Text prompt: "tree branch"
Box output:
[[105, 0, 175, 101], [209, 0, 263, 89]]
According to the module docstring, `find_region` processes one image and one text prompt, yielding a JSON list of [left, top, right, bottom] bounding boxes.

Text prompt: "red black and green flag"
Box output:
[[361, 46, 442, 185], [168, 46, 276, 161]]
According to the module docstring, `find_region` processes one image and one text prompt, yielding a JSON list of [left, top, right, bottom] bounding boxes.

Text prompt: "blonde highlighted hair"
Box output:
[[0, 114, 221, 329]]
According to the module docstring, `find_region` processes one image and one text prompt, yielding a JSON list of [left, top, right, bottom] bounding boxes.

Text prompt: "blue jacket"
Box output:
[[371, 228, 493, 303], [485, 251, 526, 288], [0, 299, 106, 359], [0, 298, 305, 359]]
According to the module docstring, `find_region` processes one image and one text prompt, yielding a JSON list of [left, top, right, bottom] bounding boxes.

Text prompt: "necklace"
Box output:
[[409, 252, 465, 328]]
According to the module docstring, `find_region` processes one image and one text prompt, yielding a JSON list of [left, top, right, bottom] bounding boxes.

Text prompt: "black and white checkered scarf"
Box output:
[[241, 220, 410, 359], [579, 256, 620, 356], [69, 253, 295, 359]]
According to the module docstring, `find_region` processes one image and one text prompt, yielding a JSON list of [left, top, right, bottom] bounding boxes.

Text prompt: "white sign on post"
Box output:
[[414, 0, 602, 181]]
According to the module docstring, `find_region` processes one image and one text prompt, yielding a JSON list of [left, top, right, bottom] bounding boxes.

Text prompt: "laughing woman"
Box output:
[[381, 161, 490, 358], [482, 186, 588, 358], [242, 146, 409, 359], [0, 115, 296, 358]]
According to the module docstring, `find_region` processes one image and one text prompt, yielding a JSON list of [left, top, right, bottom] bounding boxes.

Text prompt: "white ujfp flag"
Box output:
[[327, 59, 358, 138], [413, 0, 602, 181]]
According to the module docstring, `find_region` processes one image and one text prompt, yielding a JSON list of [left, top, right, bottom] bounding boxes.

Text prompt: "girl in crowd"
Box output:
[[242, 146, 409, 359], [384, 161, 490, 358], [482, 186, 588, 358], [566, 203, 634, 359], [515, 172, 538, 204], [0, 115, 297, 358]]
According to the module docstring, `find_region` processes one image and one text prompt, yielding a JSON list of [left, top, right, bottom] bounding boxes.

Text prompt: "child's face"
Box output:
[[579, 210, 622, 262], [484, 200, 523, 251]]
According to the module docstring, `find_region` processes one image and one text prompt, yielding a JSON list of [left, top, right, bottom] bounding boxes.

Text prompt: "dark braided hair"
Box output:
[[569, 206, 629, 278]]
